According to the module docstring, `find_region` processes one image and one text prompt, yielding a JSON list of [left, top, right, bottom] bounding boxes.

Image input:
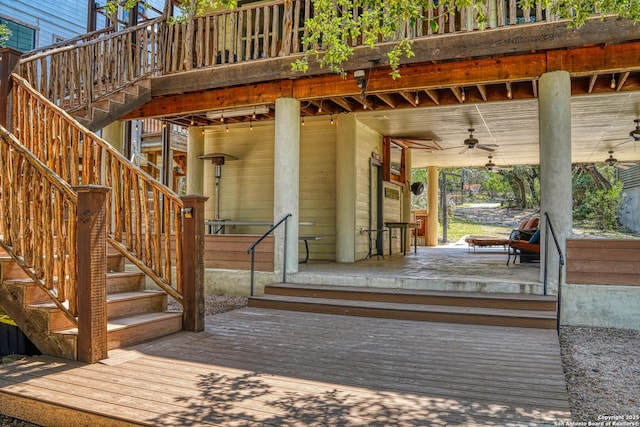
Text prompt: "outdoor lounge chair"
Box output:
[[506, 217, 540, 265]]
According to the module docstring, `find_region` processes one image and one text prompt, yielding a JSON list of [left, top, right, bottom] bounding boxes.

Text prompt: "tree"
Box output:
[[290, 0, 640, 78], [0, 24, 10, 48]]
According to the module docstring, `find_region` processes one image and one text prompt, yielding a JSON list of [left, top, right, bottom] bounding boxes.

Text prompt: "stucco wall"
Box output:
[[562, 284, 640, 330]]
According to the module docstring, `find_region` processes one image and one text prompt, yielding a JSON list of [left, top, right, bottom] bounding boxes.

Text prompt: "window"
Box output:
[[0, 18, 36, 52], [383, 137, 407, 184]]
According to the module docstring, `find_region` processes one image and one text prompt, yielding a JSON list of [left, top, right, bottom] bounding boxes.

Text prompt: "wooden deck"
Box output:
[[0, 308, 570, 426]]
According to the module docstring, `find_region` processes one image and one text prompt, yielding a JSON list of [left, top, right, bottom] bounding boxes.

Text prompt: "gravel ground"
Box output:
[[2, 297, 638, 426]]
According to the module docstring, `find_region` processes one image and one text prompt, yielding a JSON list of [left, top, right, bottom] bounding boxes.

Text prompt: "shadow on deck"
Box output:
[[0, 307, 569, 426]]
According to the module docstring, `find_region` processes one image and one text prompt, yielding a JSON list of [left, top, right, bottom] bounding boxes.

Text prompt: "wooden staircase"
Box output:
[[249, 283, 558, 329], [0, 247, 182, 360], [72, 79, 152, 132]]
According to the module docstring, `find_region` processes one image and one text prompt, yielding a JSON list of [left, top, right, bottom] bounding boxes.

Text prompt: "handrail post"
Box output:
[[283, 216, 288, 283], [250, 251, 256, 296], [180, 195, 208, 332], [75, 185, 110, 363], [543, 212, 566, 334]]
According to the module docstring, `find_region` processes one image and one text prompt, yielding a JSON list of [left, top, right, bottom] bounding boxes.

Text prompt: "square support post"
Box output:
[[180, 195, 208, 332], [74, 185, 110, 363]]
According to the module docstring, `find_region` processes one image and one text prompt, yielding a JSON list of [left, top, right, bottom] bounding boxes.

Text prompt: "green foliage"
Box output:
[[292, 0, 640, 78], [481, 173, 510, 200], [0, 23, 11, 48], [582, 180, 624, 230]]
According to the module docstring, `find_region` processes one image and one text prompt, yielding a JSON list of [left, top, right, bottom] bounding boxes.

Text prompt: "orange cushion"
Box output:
[[524, 217, 539, 229]]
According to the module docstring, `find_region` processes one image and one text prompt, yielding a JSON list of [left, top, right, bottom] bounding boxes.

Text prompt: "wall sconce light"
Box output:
[[354, 69, 366, 90]]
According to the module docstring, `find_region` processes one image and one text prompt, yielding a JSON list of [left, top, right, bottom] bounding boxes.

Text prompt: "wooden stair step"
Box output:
[[264, 283, 557, 311], [56, 312, 183, 350], [249, 295, 557, 329], [106, 291, 167, 319], [106, 271, 145, 293]]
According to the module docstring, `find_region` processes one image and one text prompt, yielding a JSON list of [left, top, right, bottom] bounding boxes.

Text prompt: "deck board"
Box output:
[[0, 308, 570, 426]]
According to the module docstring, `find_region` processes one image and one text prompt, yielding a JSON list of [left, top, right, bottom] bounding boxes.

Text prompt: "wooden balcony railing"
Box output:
[[11, 73, 186, 305], [16, 17, 165, 115]]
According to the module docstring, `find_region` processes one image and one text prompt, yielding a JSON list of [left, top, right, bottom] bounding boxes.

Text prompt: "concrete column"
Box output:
[[426, 166, 439, 246], [402, 151, 412, 253], [539, 71, 572, 294], [336, 114, 357, 262], [274, 98, 300, 273], [187, 127, 205, 195], [102, 121, 124, 152]]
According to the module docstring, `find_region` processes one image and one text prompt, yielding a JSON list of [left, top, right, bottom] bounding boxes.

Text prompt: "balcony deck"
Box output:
[[0, 306, 569, 426]]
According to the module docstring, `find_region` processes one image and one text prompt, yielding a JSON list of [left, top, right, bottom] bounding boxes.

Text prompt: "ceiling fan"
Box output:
[[458, 128, 498, 154], [603, 119, 640, 146], [485, 155, 511, 172], [604, 151, 636, 170]]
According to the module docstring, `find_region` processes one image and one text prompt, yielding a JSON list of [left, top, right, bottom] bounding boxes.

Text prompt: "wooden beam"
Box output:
[[616, 72, 630, 92], [330, 97, 354, 112], [376, 93, 397, 108], [398, 91, 418, 107], [450, 87, 464, 103], [424, 89, 440, 105], [476, 84, 488, 101], [126, 42, 640, 120], [588, 75, 598, 93]]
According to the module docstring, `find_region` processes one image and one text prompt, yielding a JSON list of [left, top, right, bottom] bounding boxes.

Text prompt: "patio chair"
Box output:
[[507, 217, 540, 265]]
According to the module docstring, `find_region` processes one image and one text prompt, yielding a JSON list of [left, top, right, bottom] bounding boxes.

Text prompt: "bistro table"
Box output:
[[385, 222, 418, 255]]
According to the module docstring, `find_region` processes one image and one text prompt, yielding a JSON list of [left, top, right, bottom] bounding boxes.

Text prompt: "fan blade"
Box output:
[[458, 147, 469, 154], [477, 145, 496, 152], [616, 163, 631, 170]]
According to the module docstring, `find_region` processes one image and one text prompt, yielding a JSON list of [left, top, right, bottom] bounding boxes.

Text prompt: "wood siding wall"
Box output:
[[566, 238, 640, 286], [204, 234, 274, 271], [203, 117, 337, 261], [1, 0, 87, 49], [355, 121, 386, 259]]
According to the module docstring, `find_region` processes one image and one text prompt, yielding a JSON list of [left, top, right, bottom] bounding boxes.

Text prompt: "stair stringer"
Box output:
[[0, 278, 77, 360], [76, 79, 152, 132]]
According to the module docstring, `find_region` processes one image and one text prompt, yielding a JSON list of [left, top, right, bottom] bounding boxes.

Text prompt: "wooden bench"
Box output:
[[299, 236, 321, 263]]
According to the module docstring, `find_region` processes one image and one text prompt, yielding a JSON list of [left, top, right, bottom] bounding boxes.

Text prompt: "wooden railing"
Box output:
[[16, 17, 165, 115], [0, 126, 79, 326], [11, 73, 186, 304], [164, 0, 561, 73]]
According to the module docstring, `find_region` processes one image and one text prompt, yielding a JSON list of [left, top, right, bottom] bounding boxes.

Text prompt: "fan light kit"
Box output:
[[605, 150, 618, 166], [464, 128, 479, 148], [630, 119, 640, 141], [485, 155, 496, 170]]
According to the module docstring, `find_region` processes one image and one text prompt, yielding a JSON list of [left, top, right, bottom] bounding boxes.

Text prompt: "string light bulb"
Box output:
[[611, 74, 616, 89], [250, 120, 253, 131], [252, 107, 257, 119], [225, 124, 229, 132], [414, 91, 420, 105], [220, 113, 224, 123], [301, 116, 305, 126], [330, 114, 334, 125], [461, 87, 466, 102], [190, 115, 195, 126]]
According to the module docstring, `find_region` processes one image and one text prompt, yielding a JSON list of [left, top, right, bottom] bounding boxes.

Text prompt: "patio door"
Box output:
[[370, 157, 384, 255]]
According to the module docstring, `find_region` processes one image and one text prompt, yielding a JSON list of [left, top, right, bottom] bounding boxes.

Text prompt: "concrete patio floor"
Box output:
[[295, 242, 543, 295]]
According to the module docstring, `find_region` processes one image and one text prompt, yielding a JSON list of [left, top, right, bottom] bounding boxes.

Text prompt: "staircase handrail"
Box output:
[[0, 126, 79, 326], [15, 17, 165, 116], [19, 26, 117, 59], [543, 211, 565, 334], [247, 213, 292, 296], [11, 73, 186, 305]]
